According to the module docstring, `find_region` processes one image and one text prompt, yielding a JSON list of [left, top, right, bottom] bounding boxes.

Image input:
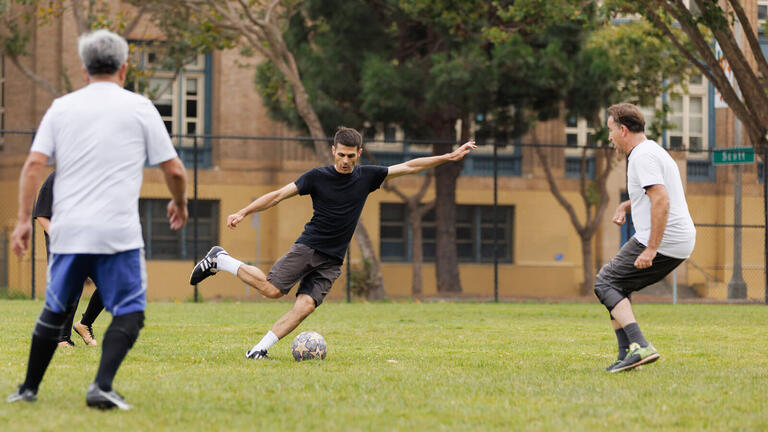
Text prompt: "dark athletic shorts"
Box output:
[[594, 238, 684, 310], [267, 243, 343, 306]]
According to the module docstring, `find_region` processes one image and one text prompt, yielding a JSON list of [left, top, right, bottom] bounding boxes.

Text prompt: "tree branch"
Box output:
[[69, 0, 90, 35], [9, 54, 61, 97], [533, 133, 585, 235], [121, 4, 148, 37], [725, 0, 768, 87]]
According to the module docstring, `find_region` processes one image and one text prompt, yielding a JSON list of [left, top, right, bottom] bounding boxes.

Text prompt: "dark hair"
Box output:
[[606, 103, 645, 133], [333, 126, 363, 150]]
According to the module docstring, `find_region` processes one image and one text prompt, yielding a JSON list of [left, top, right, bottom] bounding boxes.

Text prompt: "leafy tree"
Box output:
[[606, 0, 768, 151], [0, 1, 229, 99], [168, 0, 390, 299], [475, 1, 694, 294]]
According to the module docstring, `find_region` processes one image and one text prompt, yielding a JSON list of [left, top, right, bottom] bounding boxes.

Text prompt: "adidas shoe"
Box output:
[[85, 383, 131, 410], [6, 386, 36, 403], [73, 321, 98, 346], [610, 342, 660, 373], [246, 348, 272, 360], [189, 246, 225, 285]]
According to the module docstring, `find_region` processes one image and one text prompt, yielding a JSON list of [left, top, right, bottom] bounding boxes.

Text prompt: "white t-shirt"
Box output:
[[627, 139, 696, 259], [30, 82, 178, 254]]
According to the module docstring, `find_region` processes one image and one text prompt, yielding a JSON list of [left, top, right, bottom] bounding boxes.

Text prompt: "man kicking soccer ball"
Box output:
[[190, 127, 475, 359]]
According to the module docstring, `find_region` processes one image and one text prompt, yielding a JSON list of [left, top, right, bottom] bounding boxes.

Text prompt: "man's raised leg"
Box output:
[[190, 246, 283, 298]]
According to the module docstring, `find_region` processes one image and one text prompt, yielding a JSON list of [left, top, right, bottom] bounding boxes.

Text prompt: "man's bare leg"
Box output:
[[246, 294, 316, 358], [235, 264, 283, 299]]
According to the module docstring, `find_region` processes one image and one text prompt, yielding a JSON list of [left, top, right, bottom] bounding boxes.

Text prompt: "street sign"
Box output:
[[712, 147, 754, 165]]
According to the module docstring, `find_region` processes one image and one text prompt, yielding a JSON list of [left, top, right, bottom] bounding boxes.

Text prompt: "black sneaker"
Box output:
[[7, 386, 37, 403], [245, 348, 272, 360], [189, 246, 225, 285], [85, 383, 131, 410]]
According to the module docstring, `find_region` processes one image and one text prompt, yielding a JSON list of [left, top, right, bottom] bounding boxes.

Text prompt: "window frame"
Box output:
[[379, 203, 515, 264], [139, 198, 219, 260]]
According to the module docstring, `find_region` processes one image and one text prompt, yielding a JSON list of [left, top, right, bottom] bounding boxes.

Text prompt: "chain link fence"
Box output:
[[1, 130, 765, 302]]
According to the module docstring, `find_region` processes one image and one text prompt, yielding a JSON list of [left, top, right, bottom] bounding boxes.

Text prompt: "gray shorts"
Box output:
[[267, 243, 343, 306], [594, 238, 684, 310]]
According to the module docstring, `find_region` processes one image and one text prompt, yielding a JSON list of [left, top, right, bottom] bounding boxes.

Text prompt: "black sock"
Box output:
[[81, 290, 104, 327], [59, 306, 77, 342], [622, 322, 649, 348], [22, 335, 58, 393], [95, 312, 144, 392], [614, 328, 630, 360]]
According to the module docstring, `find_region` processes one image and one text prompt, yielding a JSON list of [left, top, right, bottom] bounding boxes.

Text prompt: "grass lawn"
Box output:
[[0, 299, 766, 431]]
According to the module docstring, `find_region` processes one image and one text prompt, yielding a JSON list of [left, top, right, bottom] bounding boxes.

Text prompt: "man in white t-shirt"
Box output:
[[7, 30, 188, 410], [595, 103, 696, 373]]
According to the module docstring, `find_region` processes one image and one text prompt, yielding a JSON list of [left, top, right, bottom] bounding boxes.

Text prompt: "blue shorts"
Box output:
[[46, 248, 146, 316]]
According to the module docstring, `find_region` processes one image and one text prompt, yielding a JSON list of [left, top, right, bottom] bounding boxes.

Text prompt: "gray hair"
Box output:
[[77, 29, 129, 76]]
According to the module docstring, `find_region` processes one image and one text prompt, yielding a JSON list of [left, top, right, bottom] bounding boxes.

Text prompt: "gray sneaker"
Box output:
[[7, 386, 36, 403], [86, 383, 131, 410], [610, 342, 660, 373]]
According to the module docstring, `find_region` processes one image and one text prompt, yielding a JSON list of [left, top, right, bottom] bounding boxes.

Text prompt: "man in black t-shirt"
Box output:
[[190, 127, 476, 359], [34, 171, 104, 348]]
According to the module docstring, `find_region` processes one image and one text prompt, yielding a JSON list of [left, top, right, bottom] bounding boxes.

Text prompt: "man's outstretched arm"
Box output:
[[386, 141, 476, 179], [227, 182, 299, 229]]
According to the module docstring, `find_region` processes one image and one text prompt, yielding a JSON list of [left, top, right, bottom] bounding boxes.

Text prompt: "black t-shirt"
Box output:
[[33, 171, 55, 253], [294, 165, 389, 261]]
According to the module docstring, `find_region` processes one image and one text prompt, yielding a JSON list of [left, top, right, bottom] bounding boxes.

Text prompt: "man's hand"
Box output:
[[634, 247, 657, 269], [612, 205, 626, 226], [11, 219, 32, 256], [445, 141, 477, 162], [227, 211, 246, 229], [167, 199, 188, 230]]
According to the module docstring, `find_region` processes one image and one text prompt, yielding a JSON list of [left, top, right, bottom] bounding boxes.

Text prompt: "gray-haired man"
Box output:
[[7, 29, 188, 409]]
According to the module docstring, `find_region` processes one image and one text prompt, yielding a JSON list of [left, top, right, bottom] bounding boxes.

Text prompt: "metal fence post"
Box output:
[[493, 140, 499, 303], [193, 135, 199, 303], [31, 215, 36, 300], [764, 145, 767, 304], [346, 248, 351, 303]]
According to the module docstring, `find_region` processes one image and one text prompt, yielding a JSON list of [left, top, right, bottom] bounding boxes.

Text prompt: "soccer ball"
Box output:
[[291, 331, 327, 361]]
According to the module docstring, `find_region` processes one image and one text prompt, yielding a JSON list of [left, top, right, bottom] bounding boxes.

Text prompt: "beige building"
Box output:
[[1, 2, 766, 302]]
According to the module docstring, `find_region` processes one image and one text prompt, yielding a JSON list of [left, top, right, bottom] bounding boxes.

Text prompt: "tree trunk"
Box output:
[[580, 236, 595, 296], [353, 222, 386, 300], [434, 142, 462, 293], [409, 208, 425, 297]]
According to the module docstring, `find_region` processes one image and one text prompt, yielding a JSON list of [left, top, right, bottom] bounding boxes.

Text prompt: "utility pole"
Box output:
[[727, 15, 746, 299]]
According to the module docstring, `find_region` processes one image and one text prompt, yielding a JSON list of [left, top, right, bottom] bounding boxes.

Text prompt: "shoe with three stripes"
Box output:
[[189, 246, 226, 285]]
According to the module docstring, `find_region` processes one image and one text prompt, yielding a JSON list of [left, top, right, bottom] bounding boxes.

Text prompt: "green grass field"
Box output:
[[0, 299, 766, 431]]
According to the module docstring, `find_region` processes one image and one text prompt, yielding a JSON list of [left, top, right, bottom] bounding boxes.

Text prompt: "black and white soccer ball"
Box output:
[[291, 331, 327, 361]]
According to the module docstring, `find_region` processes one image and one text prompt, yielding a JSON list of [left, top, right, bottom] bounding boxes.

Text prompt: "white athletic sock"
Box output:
[[247, 331, 279, 355], [216, 253, 243, 275]]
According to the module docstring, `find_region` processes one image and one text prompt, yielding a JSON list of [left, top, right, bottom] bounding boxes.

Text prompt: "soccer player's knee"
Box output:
[[295, 295, 316, 315], [107, 311, 144, 346], [34, 307, 68, 340], [594, 279, 622, 311]]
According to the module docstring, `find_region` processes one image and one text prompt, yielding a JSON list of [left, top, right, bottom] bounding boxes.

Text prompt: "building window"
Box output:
[[127, 42, 210, 169], [666, 75, 708, 155], [139, 198, 219, 260], [380, 203, 514, 263], [759, 1, 767, 31], [564, 116, 597, 148]]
